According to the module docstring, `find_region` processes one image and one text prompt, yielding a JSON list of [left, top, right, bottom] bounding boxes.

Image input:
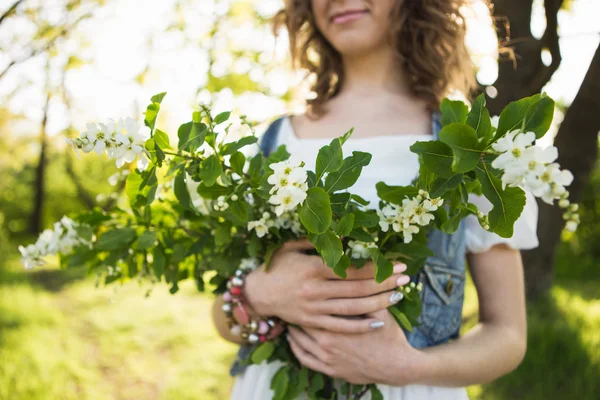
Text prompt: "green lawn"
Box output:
[[1, 251, 598, 400]]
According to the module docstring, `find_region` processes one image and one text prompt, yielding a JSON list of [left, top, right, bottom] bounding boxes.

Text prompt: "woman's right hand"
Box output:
[[244, 238, 410, 333]]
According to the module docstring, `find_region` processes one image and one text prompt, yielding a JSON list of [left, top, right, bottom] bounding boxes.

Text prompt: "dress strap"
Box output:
[[431, 111, 442, 140], [258, 116, 286, 157]]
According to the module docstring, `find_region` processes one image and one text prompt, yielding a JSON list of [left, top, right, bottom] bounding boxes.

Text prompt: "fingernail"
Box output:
[[396, 275, 410, 286], [370, 321, 385, 330], [389, 291, 404, 304], [393, 263, 407, 274]]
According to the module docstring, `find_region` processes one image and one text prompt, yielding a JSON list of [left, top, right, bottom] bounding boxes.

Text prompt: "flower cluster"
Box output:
[[347, 239, 378, 259], [18, 217, 90, 270], [377, 190, 443, 243], [267, 155, 308, 216], [247, 209, 304, 238], [491, 130, 578, 231], [65, 117, 151, 171]]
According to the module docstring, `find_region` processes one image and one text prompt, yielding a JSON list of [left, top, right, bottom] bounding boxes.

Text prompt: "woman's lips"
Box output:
[[331, 9, 369, 24]]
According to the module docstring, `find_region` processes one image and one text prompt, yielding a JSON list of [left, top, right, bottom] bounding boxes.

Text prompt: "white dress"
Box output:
[[230, 116, 539, 400]]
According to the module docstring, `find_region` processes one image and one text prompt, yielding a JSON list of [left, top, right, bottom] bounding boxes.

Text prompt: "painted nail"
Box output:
[[370, 321, 385, 330], [393, 263, 407, 274], [389, 291, 404, 304], [396, 275, 410, 287]]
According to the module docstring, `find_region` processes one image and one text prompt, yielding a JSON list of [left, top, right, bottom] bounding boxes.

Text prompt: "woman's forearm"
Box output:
[[211, 296, 244, 345], [399, 322, 526, 387]]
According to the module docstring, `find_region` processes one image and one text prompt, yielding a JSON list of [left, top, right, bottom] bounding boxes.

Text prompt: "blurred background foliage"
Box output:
[[0, 0, 599, 399]]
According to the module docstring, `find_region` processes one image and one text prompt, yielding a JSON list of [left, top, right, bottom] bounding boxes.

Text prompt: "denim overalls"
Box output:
[[229, 113, 467, 376]]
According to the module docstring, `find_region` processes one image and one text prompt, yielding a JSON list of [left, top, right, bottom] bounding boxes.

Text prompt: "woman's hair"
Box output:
[[273, 0, 478, 116]]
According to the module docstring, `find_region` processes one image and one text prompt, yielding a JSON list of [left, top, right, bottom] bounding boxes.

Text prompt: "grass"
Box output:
[[1, 249, 599, 400], [0, 254, 238, 400]]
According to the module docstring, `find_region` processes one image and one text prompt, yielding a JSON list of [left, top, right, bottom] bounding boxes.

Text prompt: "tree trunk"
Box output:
[[488, 0, 563, 115], [29, 91, 50, 235], [521, 44, 600, 297]]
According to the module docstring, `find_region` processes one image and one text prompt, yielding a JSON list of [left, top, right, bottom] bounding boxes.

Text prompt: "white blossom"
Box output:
[[347, 240, 377, 259], [66, 117, 151, 172], [19, 216, 90, 270], [268, 183, 307, 216], [248, 219, 269, 238], [377, 191, 442, 243]]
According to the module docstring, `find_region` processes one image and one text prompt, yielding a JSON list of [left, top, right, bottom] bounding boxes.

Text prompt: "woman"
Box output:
[[212, 0, 538, 398]]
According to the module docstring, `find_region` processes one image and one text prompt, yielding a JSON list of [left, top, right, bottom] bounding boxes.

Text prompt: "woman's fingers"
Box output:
[[322, 273, 410, 298], [318, 261, 407, 280], [306, 315, 386, 334], [287, 330, 331, 375], [319, 289, 404, 316]]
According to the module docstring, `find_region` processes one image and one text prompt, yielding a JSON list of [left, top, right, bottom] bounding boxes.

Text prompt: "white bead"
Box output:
[[231, 325, 241, 336], [222, 303, 232, 313], [248, 334, 259, 344], [231, 277, 244, 287]]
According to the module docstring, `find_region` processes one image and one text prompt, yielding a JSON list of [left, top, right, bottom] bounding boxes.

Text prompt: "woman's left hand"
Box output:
[[287, 309, 424, 386]]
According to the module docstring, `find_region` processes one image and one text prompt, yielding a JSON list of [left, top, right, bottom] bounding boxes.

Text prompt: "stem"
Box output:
[[162, 150, 196, 160], [379, 230, 393, 248]]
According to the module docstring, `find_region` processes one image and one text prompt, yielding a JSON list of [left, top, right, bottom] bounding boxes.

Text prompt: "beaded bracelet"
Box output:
[[222, 266, 285, 344]]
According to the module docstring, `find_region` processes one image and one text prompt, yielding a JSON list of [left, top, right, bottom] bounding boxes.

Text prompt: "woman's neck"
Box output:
[[340, 45, 412, 98]]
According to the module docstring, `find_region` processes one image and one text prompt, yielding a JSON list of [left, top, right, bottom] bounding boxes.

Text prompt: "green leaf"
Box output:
[[335, 213, 355, 236], [369, 384, 384, 400], [251, 341, 275, 364], [387, 242, 433, 275], [271, 367, 290, 400], [522, 94, 555, 138], [440, 207, 469, 234], [439, 123, 484, 173], [466, 94, 493, 142], [125, 170, 143, 205], [324, 151, 371, 193], [475, 160, 526, 237], [333, 254, 351, 279], [430, 174, 463, 198], [410, 141, 456, 178], [350, 194, 370, 206], [151, 92, 167, 103], [494, 94, 542, 141], [214, 111, 231, 125], [135, 231, 156, 249], [349, 228, 375, 243], [440, 98, 468, 126], [152, 245, 166, 278], [154, 129, 171, 149], [299, 187, 332, 234], [228, 200, 249, 224], [352, 209, 378, 228], [229, 151, 246, 175], [144, 102, 160, 132], [215, 223, 232, 247], [96, 228, 136, 250], [174, 170, 192, 210], [376, 182, 418, 204], [221, 136, 258, 155], [198, 154, 222, 187], [339, 127, 354, 145], [330, 193, 351, 214], [310, 230, 343, 269], [315, 138, 343, 181], [196, 182, 231, 199], [178, 121, 207, 151], [388, 307, 413, 332], [368, 248, 394, 283]]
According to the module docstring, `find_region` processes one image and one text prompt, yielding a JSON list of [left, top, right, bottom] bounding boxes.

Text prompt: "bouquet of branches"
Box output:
[[19, 91, 578, 399]]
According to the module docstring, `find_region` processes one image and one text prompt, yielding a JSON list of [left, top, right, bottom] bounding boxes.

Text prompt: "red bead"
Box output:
[[259, 335, 267, 343], [268, 323, 285, 339], [230, 287, 242, 296]]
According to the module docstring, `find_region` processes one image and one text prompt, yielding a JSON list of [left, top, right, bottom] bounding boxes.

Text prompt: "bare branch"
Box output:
[[0, 11, 92, 82], [0, 0, 25, 26]]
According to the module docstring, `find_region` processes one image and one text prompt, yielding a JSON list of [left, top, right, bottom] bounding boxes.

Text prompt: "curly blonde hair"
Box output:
[[273, 0, 477, 116]]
